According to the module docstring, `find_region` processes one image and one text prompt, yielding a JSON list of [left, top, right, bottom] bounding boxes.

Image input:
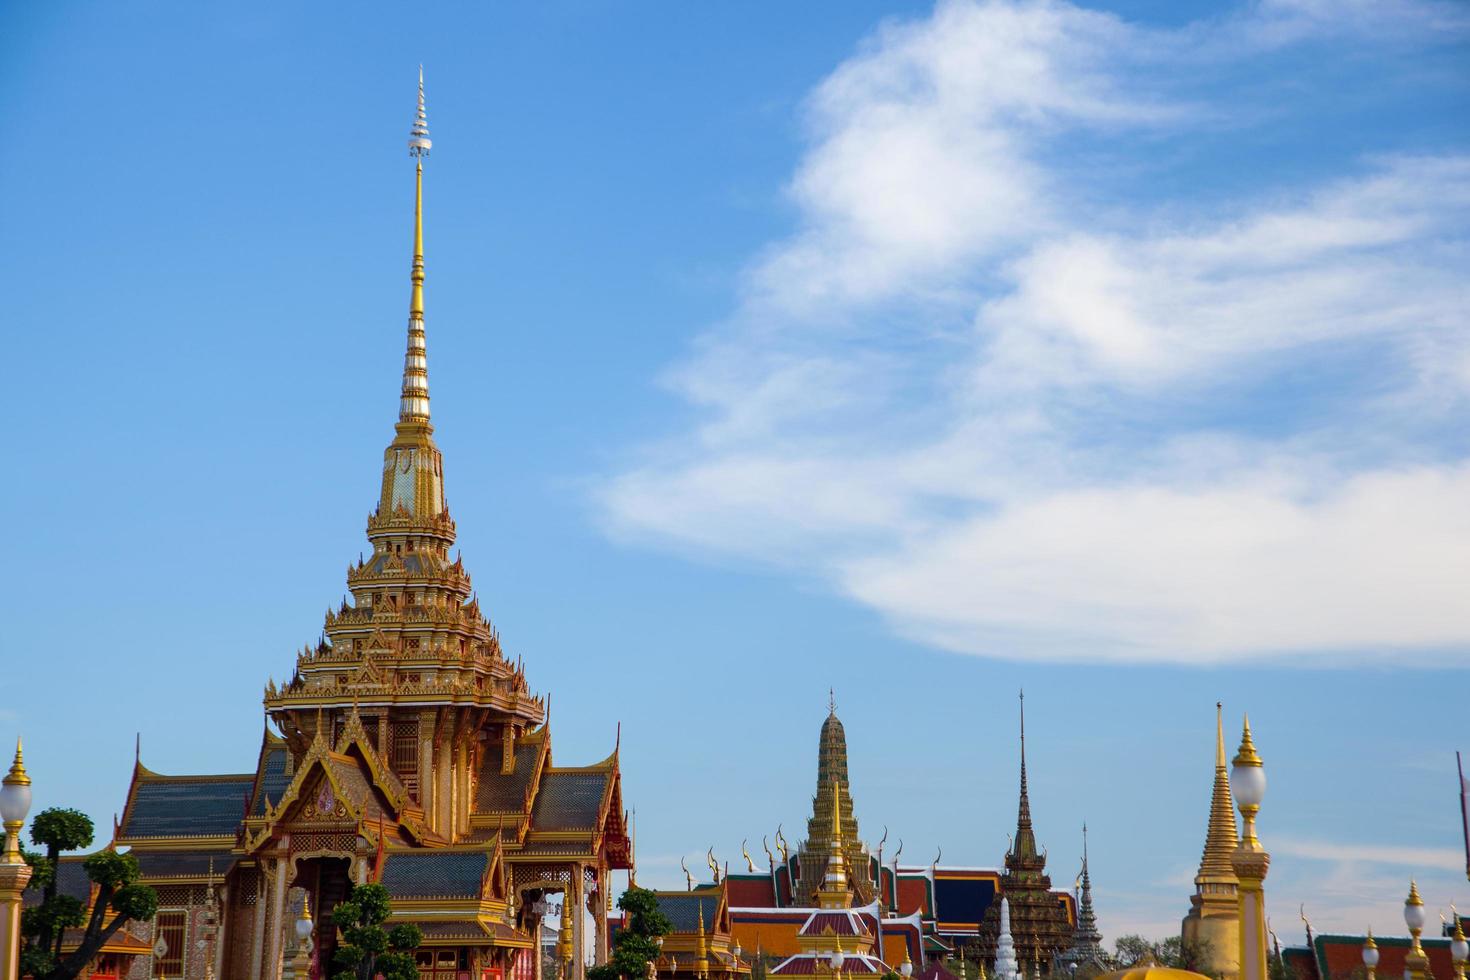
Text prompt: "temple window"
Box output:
[[154, 910, 187, 977]]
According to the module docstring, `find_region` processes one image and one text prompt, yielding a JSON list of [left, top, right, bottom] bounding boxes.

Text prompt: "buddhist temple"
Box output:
[[1179, 705, 1240, 980], [975, 696, 1074, 974], [101, 74, 631, 980], [647, 698, 1080, 978]]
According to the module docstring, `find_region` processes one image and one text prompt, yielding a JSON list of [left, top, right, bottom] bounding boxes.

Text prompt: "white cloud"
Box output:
[[1274, 837, 1466, 870], [600, 0, 1470, 665]]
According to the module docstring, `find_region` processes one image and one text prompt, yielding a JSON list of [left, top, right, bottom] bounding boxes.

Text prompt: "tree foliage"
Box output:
[[587, 887, 674, 980], [15, 807, 158, 980], [331, 882, 422, 980], [1111, 935, 1215, 976]]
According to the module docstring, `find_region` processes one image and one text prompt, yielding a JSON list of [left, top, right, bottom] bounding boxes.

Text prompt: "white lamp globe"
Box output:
[[1450, 936, 1468, 965], [1404, 901, 1427, 933], [733, 945, 742, 962], [900, 961, 913, 977], [1363, 945, 1379, 968], [1231, 763, 1266, 808], [831, 951, 845, 970], [0, 778, 29, 825], [296, 912, 313, 940]]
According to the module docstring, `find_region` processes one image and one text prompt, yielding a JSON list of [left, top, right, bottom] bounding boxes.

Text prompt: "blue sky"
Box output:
[[2, 0, 1468, 943]]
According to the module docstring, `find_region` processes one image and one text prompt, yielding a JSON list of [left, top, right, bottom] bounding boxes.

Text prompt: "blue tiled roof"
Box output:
[[133, 848, 235, 879], [23, 858, 91, 907], [530, 772, 606, 831], [252, 746, 290, 817], [653, 893, 720, 932], [379, 851, 489, 899], [122, 775, 254, 839]]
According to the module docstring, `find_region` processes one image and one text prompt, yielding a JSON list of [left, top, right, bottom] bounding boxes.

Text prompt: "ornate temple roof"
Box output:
[[531, 769, 613, 831], [797, 910, 871, 938], [131, 848, 236, 881], [118, 766, 256, 842], [379, 850, 491, 899]]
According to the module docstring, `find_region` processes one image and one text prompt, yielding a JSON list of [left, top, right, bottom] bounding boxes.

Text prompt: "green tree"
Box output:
[[11, 807, 158, 980], [1110, 936, 1214, 977], [587, 887, 673, 980], [331, 882, 423, 980]]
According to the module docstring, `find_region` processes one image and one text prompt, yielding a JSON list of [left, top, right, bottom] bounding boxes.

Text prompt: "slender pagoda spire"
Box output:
[[403, 66, 431, 422], [1059, 825, 1106, 970], [818, 779, 851, 909], [1197, 703, 1241, 886], [1180, 703, 1242, 980], [1015, 690, 1037, 859], [375, 68, 447, 524]]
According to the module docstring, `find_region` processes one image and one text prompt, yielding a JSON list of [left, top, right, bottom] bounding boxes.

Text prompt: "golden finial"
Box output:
[[1234, 714, 1262, 768], [5, 738, 29, 788], [829, 688, 837, 715], [1409, 880, 1423, 906]]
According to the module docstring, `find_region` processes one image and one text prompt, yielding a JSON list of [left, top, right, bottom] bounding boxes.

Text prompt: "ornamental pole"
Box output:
[[0, 740, 35, 980], [1230, 718, 1270, 980]]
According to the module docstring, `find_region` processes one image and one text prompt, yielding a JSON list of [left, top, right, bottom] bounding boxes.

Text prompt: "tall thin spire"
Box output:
[[1196, 702, 1240, 884], [402, 66, 431, 422], [1060, 824, 1104, 968], [1014, 690, 1037, 858]]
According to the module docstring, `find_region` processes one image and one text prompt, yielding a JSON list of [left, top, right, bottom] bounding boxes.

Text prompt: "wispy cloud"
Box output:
[[1275, 837, 1466, 871], [600, 0, 1470, 665]]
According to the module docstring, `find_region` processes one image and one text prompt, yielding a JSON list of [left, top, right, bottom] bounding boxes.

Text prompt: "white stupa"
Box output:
[[994, 898, 1020, 980]]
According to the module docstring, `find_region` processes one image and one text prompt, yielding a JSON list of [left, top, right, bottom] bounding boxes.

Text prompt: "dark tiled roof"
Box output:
[[23, 859, 91, 907], [133, 848, 235, 880], [252, 746, 290, 817], [474, 742, 543, 812], [530, 771, 606, 831], [654, 893, 721, 933], [517, 840, 593, 857], [379, 851, 489, 899], [122, 775, 255, 839]]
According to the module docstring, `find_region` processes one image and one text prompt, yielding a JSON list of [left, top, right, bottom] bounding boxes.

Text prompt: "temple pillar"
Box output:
[[419, 709, 435, 825], [212, 884, 230, 980], [572, 866, 586, 980], [250, 868, 268, 980], [437, 737, 453, 834], [454, 738, 470, 838], [266, 852, 290, 980], [531, 908, 544, 980], [594, 866, 609, 966]]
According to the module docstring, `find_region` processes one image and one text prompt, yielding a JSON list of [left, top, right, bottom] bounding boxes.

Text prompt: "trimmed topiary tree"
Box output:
[[331, 881, 423, 980]]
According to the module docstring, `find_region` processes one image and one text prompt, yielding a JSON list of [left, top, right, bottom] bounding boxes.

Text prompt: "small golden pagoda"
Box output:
[[1179, 704, 1240, 980]]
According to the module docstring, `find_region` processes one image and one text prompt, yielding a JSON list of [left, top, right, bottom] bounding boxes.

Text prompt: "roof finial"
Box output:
[[829, 687, 836, 715], [401, 67, 431, 422]]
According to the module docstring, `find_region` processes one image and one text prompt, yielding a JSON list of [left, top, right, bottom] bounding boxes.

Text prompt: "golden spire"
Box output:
[[5, 739, 29, 788], [1195, 702, 1240, 887], [696, 901, 711, 979], [402, 66, 431, 423], [818, 778, 850, 908]]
